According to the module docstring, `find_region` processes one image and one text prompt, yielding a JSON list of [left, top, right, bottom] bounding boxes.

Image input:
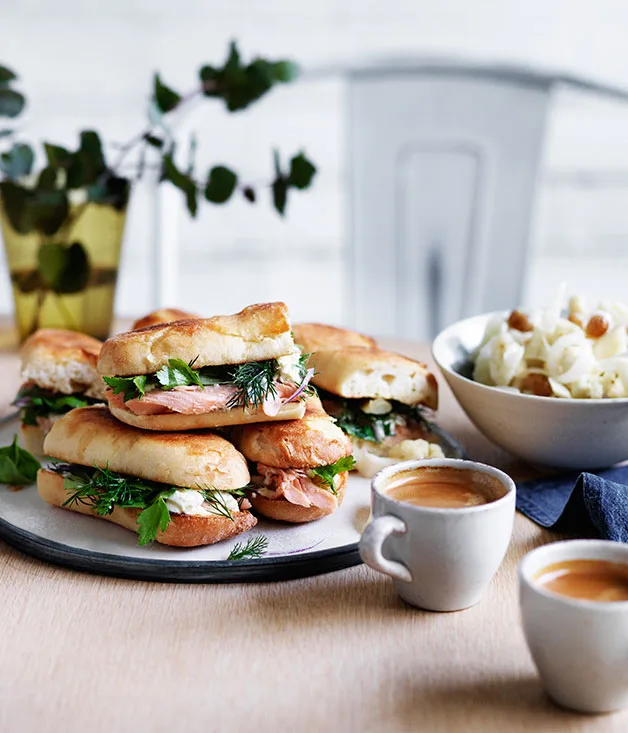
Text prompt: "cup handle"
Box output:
[[359, 515, 412, 583]]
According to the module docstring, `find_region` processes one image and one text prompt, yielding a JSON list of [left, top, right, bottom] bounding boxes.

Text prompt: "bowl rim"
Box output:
[[432, 310, 628, 406]]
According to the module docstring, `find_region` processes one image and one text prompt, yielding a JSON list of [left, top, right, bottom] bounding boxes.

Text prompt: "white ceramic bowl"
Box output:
[[432, 312, 628, 468]]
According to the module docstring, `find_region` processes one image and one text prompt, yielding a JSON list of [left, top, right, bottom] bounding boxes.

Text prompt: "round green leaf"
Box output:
[[0, 89, 25, 118], [38, 241, 90, 294], [154, 73, 181, 113], [0, 65, 17, 85], [205, 165, 237, 204], [38, 243, 68, 288], [288, 152, 316, 190], [0, 143, 34, 179]]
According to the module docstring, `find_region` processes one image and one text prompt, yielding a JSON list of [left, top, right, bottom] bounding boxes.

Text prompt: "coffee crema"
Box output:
[[535, 559, 628, 602], [384, 467, 506, 509]]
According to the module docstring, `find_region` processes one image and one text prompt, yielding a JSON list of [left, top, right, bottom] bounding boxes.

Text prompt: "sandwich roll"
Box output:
[[20, 328, 105, 399], [233, 397, 355, 523], [307, 347, 438, 409], [292, 323, 377, 353], [131, 308, 200, 331], [98, 302, 313, 430], [294, 321, 443, 478], [41, 407, 256, 547], [13, 328, 106, 456]]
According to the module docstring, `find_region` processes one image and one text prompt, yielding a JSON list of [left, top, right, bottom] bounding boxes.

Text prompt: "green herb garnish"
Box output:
[[200, 486, 249, 521], [0, 435, 40, 485], [320, 390, 429, 444], [13, 384, 97, 426], [102, 374, 148, 401], [309, 455, 356, 495], [227, 534, 269, 560], [136, 494, 172, 546], [57, 463, 176, 545]]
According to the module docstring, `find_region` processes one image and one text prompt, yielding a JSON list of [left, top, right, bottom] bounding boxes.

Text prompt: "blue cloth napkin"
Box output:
[[516, 467, 628, 542]]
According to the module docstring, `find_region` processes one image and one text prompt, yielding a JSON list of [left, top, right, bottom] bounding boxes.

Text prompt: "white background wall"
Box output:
[[2, 0, 628, 330]]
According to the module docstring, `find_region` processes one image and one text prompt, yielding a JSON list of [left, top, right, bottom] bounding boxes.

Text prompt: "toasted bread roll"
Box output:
[[307, 347, 438, 409], [19, 424, 47, 458], [98, 302, 295, 377], [292, 323, 377, 353], [20, 328, 105, 399], [109, 399, 306, 432], [131, 308, 199, 331], [43, 406, 250, 490], [37, 470, 256, 547], [249, 473, 347, 523], [233, 396, 351, 468]]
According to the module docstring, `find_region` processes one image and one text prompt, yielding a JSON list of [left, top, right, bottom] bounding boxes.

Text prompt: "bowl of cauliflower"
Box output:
[[432, 295, 628, 468]]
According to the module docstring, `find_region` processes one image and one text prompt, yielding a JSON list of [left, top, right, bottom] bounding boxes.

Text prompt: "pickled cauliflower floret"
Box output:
[[473, 331, 525, 387], [351, 438, 444, 478], [388, 439, 445, 461], [471, 293, 628, 399]]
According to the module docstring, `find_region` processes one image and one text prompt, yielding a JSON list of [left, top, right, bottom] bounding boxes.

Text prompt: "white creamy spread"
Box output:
[[276, 351, 303, 384], [165, 489, 239, 517]]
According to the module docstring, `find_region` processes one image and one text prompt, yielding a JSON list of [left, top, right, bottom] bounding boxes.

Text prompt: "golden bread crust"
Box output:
[[19, 424, 47, 458], [98, 302, 295, 376], [19, 328, 106, 399], [292, 323, 377, 352], [108, 399, 306, 431], [308, 347, 438, 409], [233, 396, 352, 468], [249, 473, 347, 523], [37, 470, 257, 547], [43, 406, 250, 490], [131, 308, 199, 330]]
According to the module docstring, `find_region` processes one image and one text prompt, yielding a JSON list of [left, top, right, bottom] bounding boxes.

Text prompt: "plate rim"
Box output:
[[0, 515, 362, 583]]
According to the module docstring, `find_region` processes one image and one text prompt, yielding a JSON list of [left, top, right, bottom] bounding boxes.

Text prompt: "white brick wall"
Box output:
[[2, 0, 628, 329]]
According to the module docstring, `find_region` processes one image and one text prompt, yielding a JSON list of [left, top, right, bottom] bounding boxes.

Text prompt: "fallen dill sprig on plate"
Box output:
[[227, 534, 269, 561]]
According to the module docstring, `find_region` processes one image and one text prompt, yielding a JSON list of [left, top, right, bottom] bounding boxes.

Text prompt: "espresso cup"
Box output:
[[359, 458, 516, 612], [519, 539, 628, 713]]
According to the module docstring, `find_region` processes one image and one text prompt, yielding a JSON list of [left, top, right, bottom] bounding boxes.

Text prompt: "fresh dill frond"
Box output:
[[226, 360, 279, 410], [199, 486, 247, 521], [58, 464, 177, 544], [227, 534, 269, 561], [62, 464, 153, 515]]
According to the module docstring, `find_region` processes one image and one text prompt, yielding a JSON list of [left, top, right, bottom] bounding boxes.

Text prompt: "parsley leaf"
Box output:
[[102, 374, 148, 402], [137, 495, 172, 545], [0, 434, 41, 485], [155, 358, 203, 389], [309, 455, 356, 494], [227, 534, 269, 560]]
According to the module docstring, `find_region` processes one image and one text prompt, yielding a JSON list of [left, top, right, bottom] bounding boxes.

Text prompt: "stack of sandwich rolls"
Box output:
[[13, 303, 443, 549]]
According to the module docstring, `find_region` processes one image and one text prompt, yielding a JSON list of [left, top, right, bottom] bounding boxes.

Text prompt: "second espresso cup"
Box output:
[[359, 459, 516, 612]]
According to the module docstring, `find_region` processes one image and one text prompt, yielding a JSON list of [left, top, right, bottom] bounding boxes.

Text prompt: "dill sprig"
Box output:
[[199, 486, 249, 521], [61, 464, 157, 515], [54, 463, 176, 545], [227, 534, 269, 561], [226, 360, 278, 410]]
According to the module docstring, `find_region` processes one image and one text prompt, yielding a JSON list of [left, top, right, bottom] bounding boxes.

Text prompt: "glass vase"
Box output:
[[1, 190, 128, 341]]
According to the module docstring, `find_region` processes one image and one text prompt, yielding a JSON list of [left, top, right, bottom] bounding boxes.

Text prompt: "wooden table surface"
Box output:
[[0, 322, 625, 733]]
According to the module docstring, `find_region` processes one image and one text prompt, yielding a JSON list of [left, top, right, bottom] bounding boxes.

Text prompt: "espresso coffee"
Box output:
[[384, 467, 506, 509], [535, 559, 628, 602]]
